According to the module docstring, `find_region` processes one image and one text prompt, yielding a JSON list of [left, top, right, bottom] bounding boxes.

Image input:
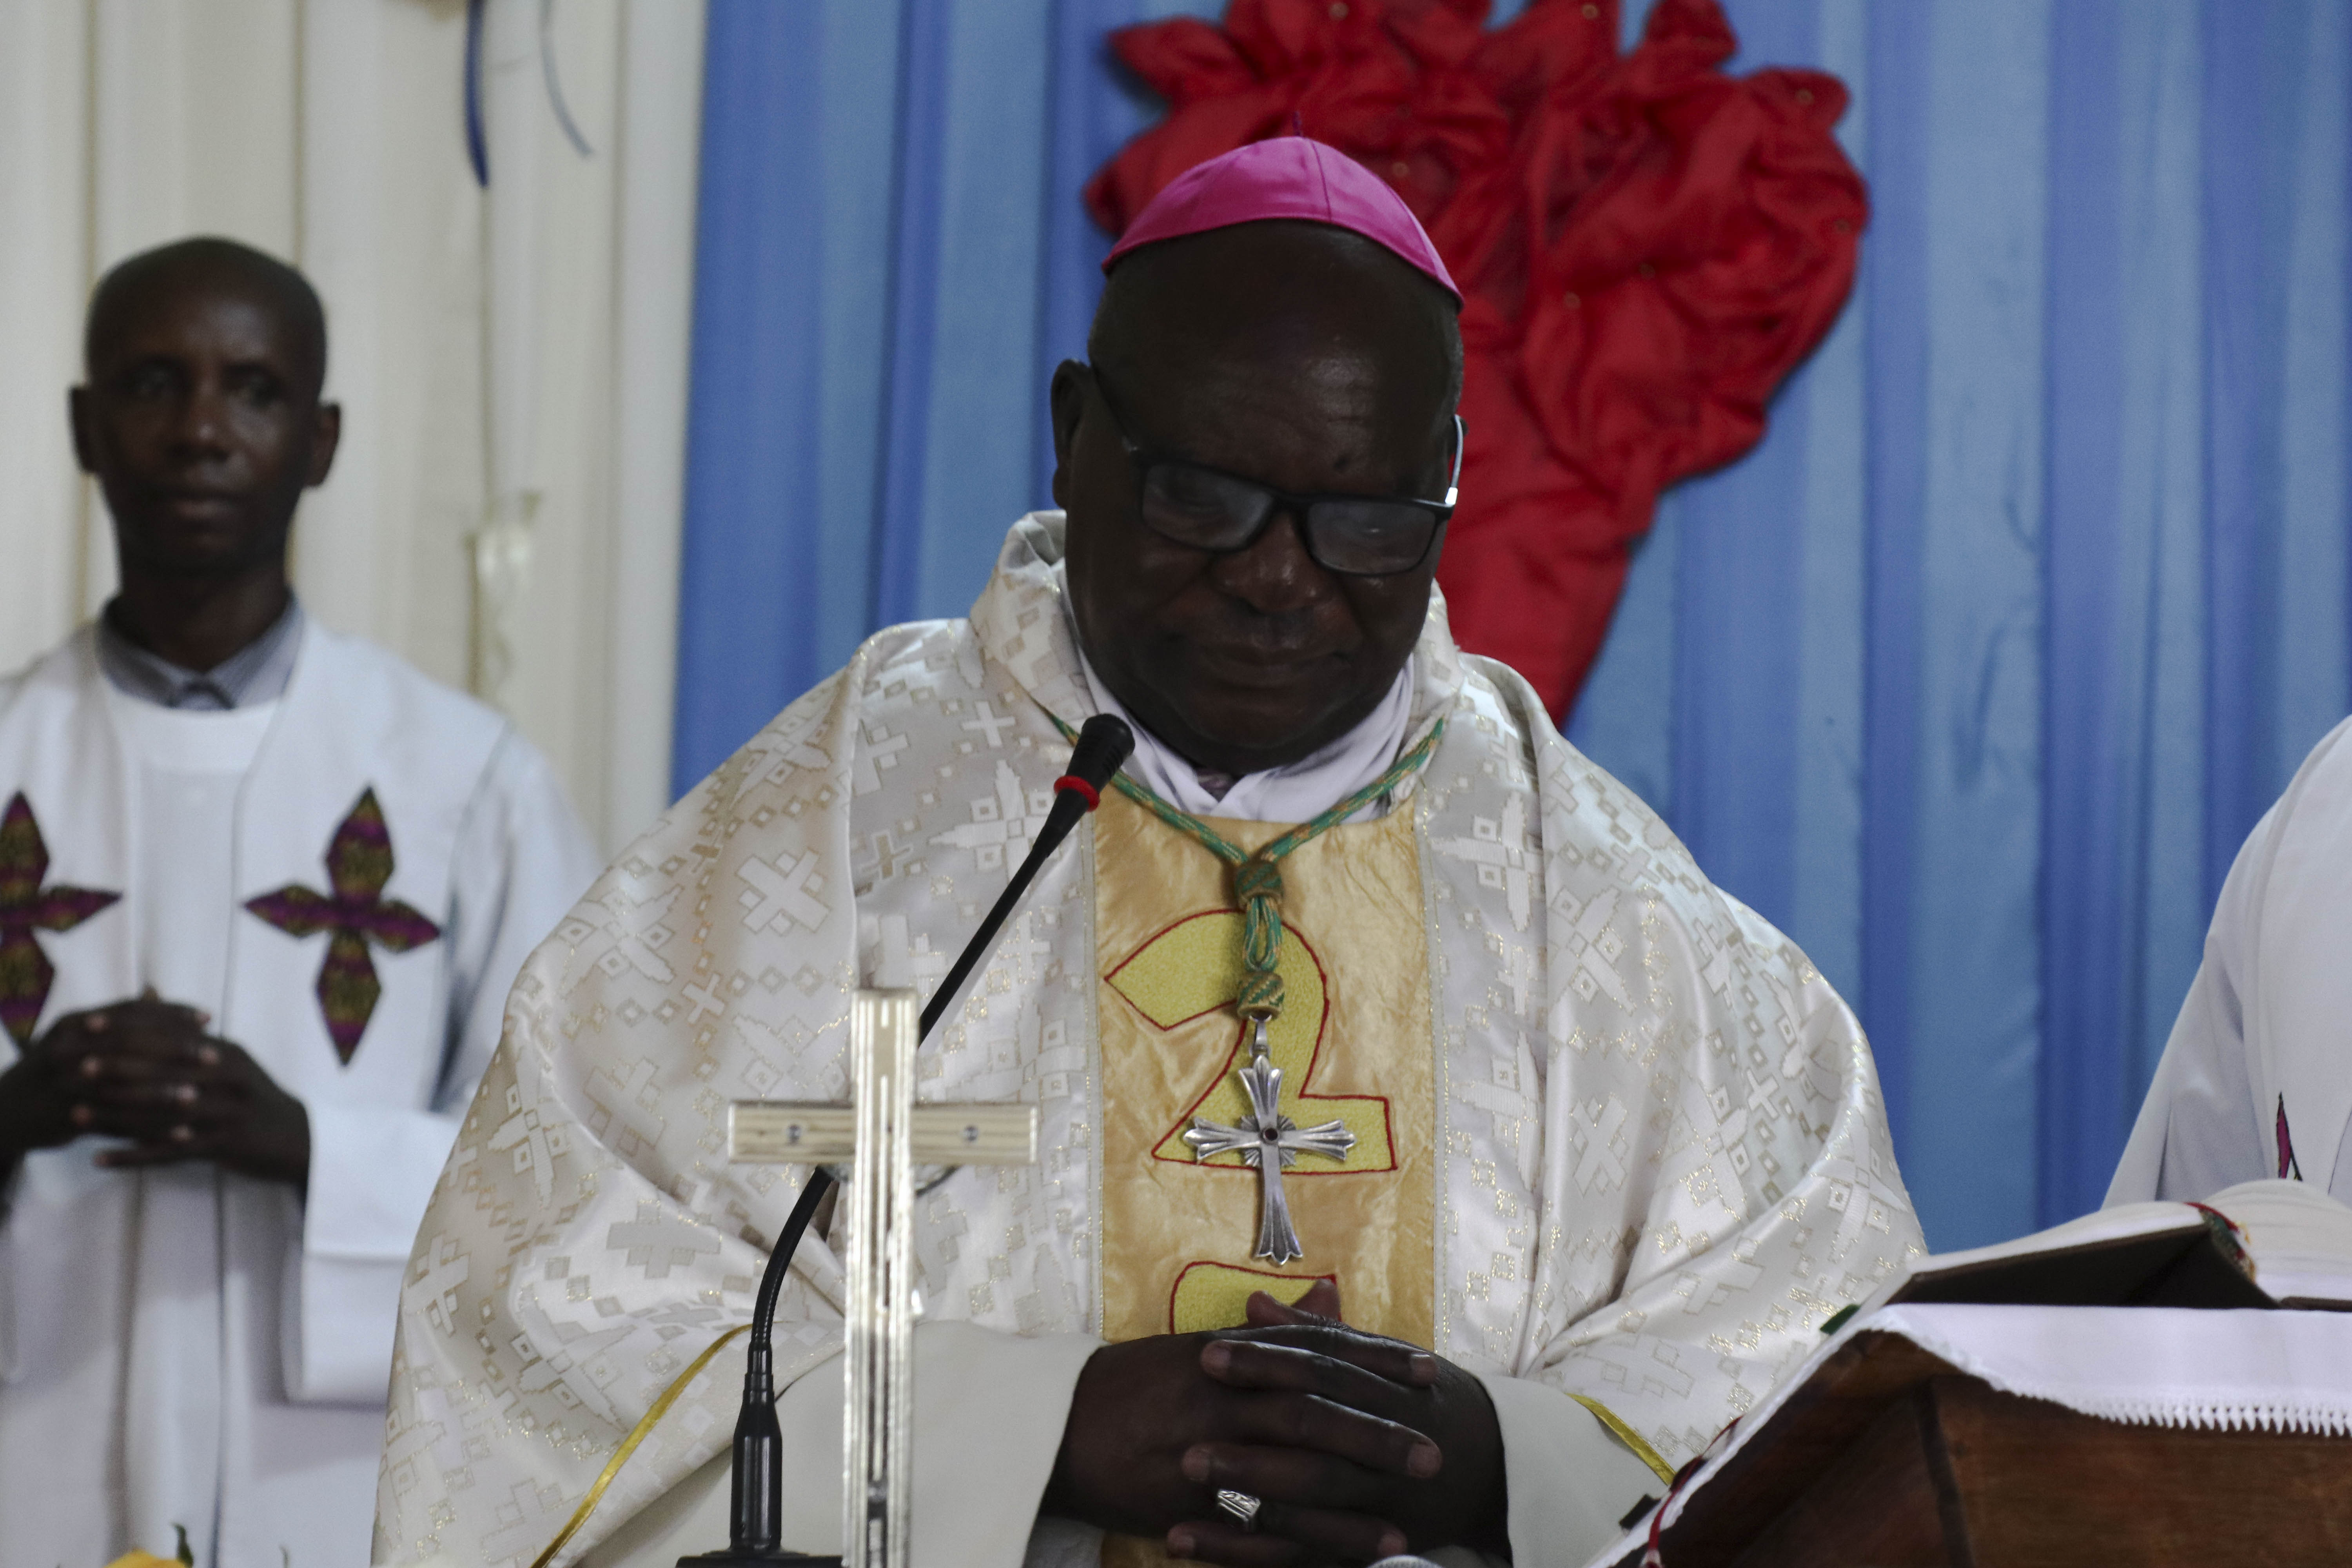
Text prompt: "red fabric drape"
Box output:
[[1086, 0, 1865, 714]]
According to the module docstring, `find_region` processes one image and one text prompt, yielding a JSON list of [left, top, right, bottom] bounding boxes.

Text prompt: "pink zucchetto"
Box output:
[[1102, 135, 1462, 304]]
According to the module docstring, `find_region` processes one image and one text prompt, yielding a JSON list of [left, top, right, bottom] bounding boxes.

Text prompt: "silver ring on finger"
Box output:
[[1215, 1490, 1262, 1532]]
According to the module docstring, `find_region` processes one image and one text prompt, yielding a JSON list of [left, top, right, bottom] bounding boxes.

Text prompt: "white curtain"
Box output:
[[0, 0, 702, 852]]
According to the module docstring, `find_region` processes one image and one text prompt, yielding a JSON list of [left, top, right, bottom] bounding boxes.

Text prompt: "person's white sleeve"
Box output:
[[434, 730, 603, 1116], [577, 1321, 1100, 1568], [1477, 1374, 1667, 1568], [2108, 805, 2276, 1207], [283, 1102, 462, 1401], [0, 1169, 16, 1383], [285, 731, 600, 1404]]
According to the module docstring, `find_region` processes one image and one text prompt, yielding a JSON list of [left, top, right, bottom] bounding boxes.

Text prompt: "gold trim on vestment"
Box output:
[[1568, 1393, 1677, 1485], [529, 1323, 753, 1568]]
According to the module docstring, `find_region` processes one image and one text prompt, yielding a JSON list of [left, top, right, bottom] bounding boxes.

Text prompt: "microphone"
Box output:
[[919, 713, 1134, 1040], [686, 714, 1134, 1566]]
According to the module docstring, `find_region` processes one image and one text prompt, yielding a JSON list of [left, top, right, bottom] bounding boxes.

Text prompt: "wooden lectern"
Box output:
[[1619, 1330, 2352, 1567]]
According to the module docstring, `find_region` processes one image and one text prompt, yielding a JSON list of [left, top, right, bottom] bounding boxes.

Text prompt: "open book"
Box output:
[[1884, 1179, 2352, 1312]]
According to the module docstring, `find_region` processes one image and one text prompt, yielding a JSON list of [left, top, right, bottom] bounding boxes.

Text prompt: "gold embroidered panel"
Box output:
[[1092, 790, 1436, 1348]]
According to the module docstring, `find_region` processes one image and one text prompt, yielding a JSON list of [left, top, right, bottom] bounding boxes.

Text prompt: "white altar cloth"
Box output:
[[1852, 1303, 2352, 1433]]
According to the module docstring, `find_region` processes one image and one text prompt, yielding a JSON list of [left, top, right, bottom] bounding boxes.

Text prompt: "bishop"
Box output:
[[377, 140, 1922, 1568]]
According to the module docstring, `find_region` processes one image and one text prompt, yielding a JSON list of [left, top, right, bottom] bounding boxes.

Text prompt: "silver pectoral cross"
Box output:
[[1182, 1018, 1356, 1265]]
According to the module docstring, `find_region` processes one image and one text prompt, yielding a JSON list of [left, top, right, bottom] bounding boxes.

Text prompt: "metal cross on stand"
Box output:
[[1182, 1017, 1356, 1266], [727, 989, 1038, 1568]]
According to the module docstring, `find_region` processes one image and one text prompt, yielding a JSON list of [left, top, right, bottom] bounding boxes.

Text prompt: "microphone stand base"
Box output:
[[677, 1553, 843, 1567]]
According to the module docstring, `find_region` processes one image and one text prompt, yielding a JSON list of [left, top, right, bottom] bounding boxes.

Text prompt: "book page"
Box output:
[[2209, 1180, 2352, 1305]]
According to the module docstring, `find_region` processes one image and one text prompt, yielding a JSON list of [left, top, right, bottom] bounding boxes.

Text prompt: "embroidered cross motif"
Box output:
[[245, 788, 440, 1063], [1183, 1018, 1357, 1265], [0, 793, 122, 1047]]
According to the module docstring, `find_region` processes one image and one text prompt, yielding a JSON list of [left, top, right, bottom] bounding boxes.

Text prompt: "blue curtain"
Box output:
[[1572, 0, 2352, 1247], [677, 0, 2352, 1250], [674, 0, 1221, 793]]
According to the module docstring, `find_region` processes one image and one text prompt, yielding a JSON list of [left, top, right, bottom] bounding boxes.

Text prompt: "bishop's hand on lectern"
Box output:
[[372, 139, 1922, 1568]]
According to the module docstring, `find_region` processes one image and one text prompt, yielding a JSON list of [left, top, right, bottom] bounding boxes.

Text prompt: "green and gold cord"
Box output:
[[1056, 714, 1445, 1023]]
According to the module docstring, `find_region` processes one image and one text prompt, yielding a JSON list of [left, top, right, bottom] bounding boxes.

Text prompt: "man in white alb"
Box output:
[[2111, 717, 2352, 1205], [0, 238, 599, 1568]]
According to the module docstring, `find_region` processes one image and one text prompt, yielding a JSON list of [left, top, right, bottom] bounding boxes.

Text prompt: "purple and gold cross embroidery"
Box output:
[[0, 793, 122, 1047], [245, 788, 440, 1063]]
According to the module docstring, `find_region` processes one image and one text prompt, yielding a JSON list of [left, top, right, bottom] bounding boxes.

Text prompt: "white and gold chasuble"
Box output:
[[374, 514, 1923, 1568]]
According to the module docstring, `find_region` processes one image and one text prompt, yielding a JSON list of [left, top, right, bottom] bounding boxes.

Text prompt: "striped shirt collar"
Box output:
[[94, 595, 305, 711]]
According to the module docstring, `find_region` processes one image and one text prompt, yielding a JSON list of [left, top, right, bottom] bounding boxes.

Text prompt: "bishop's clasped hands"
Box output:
[[1041, 1280, 1509, 1566]]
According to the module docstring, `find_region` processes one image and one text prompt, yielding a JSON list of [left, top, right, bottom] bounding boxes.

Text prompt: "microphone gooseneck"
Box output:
[[724, 1171, 840, 1559], [688, 715, 1134, 1566]]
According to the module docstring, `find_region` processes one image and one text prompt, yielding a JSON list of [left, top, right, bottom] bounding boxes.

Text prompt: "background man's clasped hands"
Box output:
[[0, 992, 310, 1188]]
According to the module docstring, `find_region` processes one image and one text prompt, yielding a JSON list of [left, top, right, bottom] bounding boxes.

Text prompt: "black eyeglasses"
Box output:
[[1089, 368, 1463, 577]]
